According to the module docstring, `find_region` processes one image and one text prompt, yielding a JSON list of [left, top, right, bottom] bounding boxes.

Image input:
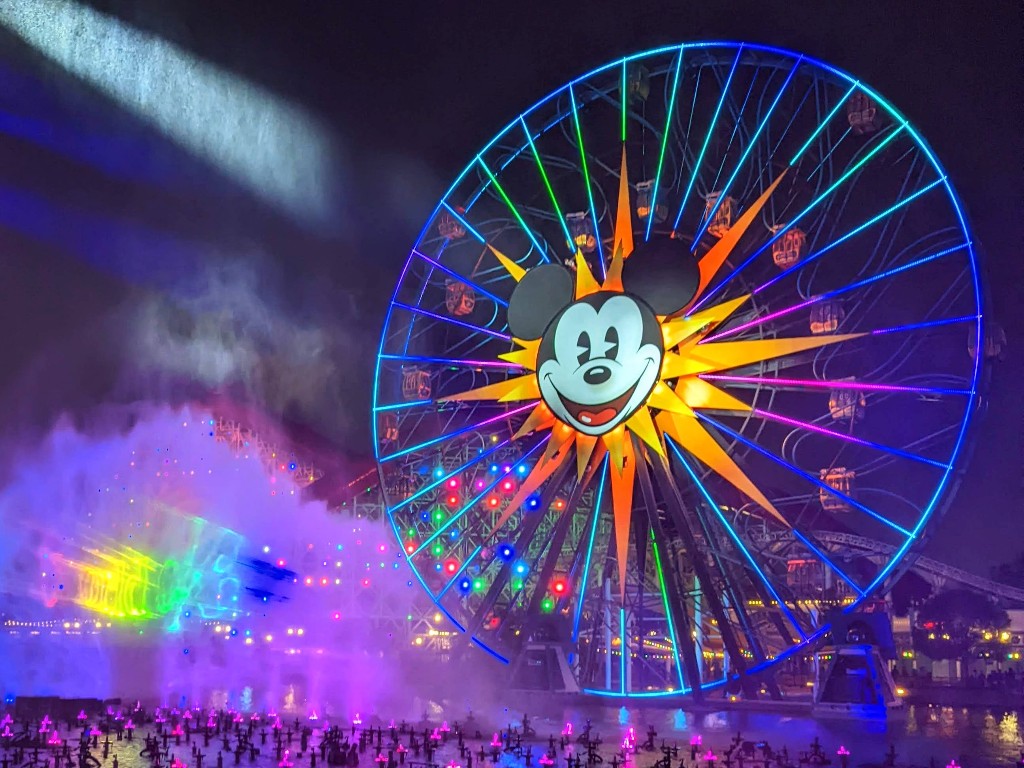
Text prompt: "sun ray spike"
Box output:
[[647, 381, 693, 415], [512, 402, 556, 440], [542, 422, 576, 465], [603, 424, 628, 474], [657, 410, 790, 528], [662, 333, 863, 378], [574, 250, 601, 299], [625, 407, 664, 456], [498, 340, 540, 369], [609, 438, 636, 602], [489, 245, 527, 282], [691, 172, 787, 304], [613, 145, 634, 261], [663, 295, 751, 348], [575, 433, 599, 481], [581, 440, 608, 488], [675, 378, 751, 412], [440, 374, 539, 403]]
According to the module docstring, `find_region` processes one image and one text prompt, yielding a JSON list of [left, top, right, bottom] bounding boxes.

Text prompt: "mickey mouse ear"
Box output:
[[507, 264, 575, 340], [621, 237, 700, 315]]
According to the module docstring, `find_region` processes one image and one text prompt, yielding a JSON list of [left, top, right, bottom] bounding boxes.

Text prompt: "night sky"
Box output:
[[0, 1, 1019, 576]]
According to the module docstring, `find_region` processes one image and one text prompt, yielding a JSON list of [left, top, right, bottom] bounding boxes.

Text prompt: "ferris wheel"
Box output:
[[372, 42, 986, 698]]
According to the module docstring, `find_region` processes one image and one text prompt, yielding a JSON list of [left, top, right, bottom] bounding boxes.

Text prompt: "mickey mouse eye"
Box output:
[[604, 327, 619, 361], [576, 331, 592, 366]]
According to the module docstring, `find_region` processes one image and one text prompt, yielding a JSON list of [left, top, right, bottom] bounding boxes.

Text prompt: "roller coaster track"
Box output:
[[755, 530, 1024, 604]]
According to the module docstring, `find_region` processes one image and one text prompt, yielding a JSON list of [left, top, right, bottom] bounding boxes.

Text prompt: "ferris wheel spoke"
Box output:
[[641, 444, 766, 692], [752, 177, 946, 297], [457, 458, 577, 648], [379, 401, 535, 463], [643, 45, 685, 243], [696, 411, 914, 538], [691, 57, 803, 248], [477, 157, 550, 261], [707, 241, 972, 342], [700, 373, 972, 397], [392, 300, 511, 341], [568, 85, 606, 277], [870, 313, 978, 337], [671, 47, 744, 232], [410, 436, 549, 557], [439, 202, 487, 244], [411, 249, 509, 306], [387, 435, 518, 514], [519, 116, 575, 253], [667, 439, 808, 642], [789, 529, 867, 598], [571, 455, 609, 642], [379, 353, 522, 370], [751, 407, 950, 470], [801, 126, 853, 181], [436, 545, 484, 599], [690, 122, 908, 314], [374, 398, 433, 412], [788, 81, 859, 166]]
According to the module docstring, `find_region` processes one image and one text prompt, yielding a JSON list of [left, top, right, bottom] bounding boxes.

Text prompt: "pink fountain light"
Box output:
[[489, 733, 502, 748], [308, 712, 319, 722], [702, 750, 717, 763], [207, 717, 217, 729], [374, 754, 388, 765], [171, 759, 187, 768], [689, 734, 702, 747], [351, 714, 362, 727], [837, 746, 850, 756], [946, 762, 961, 768], [396, 746, 408, 755], [278, 751, 294, 768], [89, 727, 103, 737], [0, 714, 11, 726], [429, 728, 441, 742], [48, 731, 62, 746], [77, 710, 88, 722], [170, 724, 185, 737], [445, 761, 461, 768], [233, 713, 244, 724], [538, 756, 555, 767], [125, 719, 136, 730], [440, 721, 450, 733], [1, 725, 14, 740], [272, 718, 283, 731], [561, 723, 573, 737], [250, 714, 261, 722], [183, 710, 193, 721]]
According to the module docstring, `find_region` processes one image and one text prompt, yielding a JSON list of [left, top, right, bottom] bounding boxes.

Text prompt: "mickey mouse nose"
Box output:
[[584, 365, 611, 385]]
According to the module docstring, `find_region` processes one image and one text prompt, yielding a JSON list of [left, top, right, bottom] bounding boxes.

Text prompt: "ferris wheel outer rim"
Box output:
[[369, 40, 987, 690]]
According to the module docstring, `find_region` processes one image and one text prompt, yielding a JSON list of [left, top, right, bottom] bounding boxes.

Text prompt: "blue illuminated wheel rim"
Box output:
[[373, 42, 985, 697]]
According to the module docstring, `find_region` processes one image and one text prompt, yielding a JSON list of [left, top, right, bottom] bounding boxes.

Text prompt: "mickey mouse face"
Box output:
[[538, 293, 661, 434], [507, 238, 701, 436]]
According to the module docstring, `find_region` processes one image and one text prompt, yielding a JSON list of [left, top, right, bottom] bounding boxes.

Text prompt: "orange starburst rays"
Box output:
[[441, 154, 861, 601]]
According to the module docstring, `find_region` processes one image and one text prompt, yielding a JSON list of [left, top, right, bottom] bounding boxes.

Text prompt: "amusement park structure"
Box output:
[[367, 42, 1007, 701]]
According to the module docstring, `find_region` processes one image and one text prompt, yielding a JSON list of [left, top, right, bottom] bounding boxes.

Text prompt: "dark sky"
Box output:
[[0, 0, 1020, 576]]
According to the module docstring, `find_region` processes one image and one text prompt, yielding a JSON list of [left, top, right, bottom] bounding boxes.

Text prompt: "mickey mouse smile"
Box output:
[[546, 358, 651, 429]]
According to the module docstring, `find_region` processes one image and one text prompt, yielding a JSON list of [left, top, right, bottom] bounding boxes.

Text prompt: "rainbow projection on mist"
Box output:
[[44, 515, 248, 631]]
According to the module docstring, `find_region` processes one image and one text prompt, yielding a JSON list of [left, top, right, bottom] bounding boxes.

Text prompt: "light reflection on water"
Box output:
[[129, 684, 1024, 766], [514, 704, 1023, 765]]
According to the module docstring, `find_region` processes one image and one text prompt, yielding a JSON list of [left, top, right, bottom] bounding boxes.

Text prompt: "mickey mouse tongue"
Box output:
[[558, 382, 639, 428]]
